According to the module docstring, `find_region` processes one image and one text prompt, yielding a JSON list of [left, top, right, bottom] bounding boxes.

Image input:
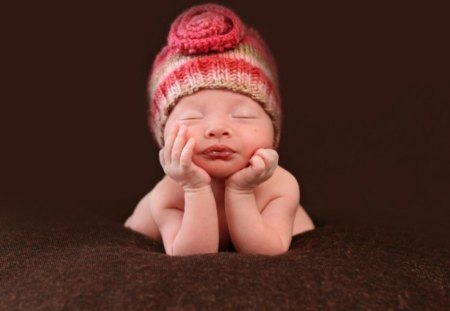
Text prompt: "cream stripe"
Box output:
[[156, 70, 278, 117]]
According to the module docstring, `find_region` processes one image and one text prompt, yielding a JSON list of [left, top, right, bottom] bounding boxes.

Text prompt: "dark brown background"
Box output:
[[2, 1, 449, 237]]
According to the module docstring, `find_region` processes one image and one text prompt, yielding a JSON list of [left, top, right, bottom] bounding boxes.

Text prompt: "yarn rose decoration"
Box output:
[[168, 4, 244, 55]]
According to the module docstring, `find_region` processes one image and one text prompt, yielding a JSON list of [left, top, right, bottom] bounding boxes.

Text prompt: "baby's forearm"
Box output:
[[225, 189, 285, 255], [171, 185, 219, 255]]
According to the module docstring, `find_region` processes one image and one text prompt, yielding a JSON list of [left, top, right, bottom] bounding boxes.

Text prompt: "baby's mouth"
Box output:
[[202, 145, 235, 160]]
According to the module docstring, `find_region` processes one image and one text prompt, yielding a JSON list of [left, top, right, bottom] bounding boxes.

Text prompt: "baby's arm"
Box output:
[[156, 124, 219, 256], [225, 149, 297, 255], [152, 185, 219, 256]]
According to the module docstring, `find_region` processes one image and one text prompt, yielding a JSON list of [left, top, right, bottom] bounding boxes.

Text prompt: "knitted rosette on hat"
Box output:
[[148, 3, 281, 147]]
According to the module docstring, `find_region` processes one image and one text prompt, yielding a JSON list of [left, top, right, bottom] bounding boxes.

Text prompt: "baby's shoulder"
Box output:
[[273, 166, 300, 186], [258, 166, 300, 197]]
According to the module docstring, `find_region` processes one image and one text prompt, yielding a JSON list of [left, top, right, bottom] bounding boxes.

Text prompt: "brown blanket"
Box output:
[[1, 210, 448, 310]]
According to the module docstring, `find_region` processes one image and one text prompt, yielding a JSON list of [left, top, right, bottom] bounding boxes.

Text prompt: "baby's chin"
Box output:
[[203, 166, 241, 179], [194, 160, 247, 180]]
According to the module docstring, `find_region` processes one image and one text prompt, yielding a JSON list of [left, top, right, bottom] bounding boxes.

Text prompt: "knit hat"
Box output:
[[147, 3, 281, 147]]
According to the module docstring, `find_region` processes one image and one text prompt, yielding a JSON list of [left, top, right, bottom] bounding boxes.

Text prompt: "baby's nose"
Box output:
[[205, 125, 231, 138]]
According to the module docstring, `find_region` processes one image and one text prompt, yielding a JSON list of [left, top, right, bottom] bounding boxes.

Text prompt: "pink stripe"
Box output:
[[152, 56, 277, 108]]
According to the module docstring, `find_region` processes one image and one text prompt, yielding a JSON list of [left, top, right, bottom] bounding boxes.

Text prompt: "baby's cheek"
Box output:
[[184, 126, 202, 143]]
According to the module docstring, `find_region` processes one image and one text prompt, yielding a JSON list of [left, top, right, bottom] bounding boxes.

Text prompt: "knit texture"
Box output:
[[148, 4, 281, 147]]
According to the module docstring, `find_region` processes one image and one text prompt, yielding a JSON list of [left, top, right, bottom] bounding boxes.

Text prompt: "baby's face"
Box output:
[[164, 89, 274, 178]]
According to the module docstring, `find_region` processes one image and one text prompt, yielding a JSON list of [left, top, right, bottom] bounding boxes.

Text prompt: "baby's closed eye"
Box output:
[[232, 114, 257, 119], [179, 112, 204, 120], [231, 111, 258, 119]]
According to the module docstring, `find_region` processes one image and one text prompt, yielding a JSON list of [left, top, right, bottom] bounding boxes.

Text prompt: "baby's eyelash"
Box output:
[[232, 115, 257, 119], [180, 116, 203, 120]]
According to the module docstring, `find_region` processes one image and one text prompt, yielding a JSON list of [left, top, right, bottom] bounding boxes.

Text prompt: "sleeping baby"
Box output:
[[125, 4, 314, 256]]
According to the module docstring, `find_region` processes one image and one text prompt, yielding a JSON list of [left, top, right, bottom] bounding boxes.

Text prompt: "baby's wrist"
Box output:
[[182, 183, 212, 194], [225, 184, 255, 195]]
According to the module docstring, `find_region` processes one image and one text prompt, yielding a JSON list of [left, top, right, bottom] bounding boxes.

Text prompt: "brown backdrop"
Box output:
[[2, 1, 449, 239]]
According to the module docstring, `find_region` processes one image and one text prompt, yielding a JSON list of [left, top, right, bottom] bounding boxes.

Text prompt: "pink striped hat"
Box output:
[[148, 3, 281, 147]]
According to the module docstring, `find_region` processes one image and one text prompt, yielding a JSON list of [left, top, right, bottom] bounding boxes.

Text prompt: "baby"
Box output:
[[125, 4, 314, 256]]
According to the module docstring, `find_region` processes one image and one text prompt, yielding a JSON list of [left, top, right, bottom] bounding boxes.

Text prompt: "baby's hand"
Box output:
[[226, 148, 278, 192], [159, 124, 211, 191]]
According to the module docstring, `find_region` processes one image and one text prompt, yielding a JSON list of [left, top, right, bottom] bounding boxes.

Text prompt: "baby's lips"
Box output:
[[201, 144, 236, 160], [202, 144, 235, 154]]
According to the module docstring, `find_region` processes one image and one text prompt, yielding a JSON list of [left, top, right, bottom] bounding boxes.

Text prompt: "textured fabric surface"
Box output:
[[1, 211, 448, 310]]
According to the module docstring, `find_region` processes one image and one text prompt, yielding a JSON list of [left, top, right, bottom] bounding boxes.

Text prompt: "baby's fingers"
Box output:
[[163, 124, 180, 163], [256, 149, 279, 168], [249, 154, 266, 173], [171, 125, 188, 163], [179, 138, 195, 169]]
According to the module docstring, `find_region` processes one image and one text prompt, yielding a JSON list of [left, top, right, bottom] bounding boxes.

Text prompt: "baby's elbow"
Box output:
[[124, 215, 136, 231], [124, 216, 134, 228], [169, 248, 218, 256], [241, 247, 288, 256], [237, 239, 290, 256], [168, 241, 219, 256], [262, 235, 291, 256], [261, 244, 290, 256]]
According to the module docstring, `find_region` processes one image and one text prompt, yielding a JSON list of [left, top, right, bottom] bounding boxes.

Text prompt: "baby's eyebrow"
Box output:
[[182, 107, 203, 112], [182, 101, 206, 110], [177, 109, 204, 116]]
